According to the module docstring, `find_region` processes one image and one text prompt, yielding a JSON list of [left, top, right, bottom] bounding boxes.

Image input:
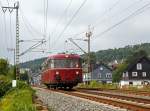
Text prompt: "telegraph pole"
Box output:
[[86, 26, 92, 81], [2, 1, 20, 80]]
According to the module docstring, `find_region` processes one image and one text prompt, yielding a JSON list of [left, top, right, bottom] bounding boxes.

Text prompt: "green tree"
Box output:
[[0, 59, 9, 75], [125, 49, 148, 64], [112, 63, 128, 83], [82, 52, 97, 64], [112, 49, 148, 83], [7, 65, 16, 79]]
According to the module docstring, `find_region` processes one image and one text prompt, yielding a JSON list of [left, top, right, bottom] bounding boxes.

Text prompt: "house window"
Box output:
[[125, 72, 128, 77], [132, 72, 138, 77], [106, 73, 112, 78], [137, 63, 142, 70], [100, 67, 103, 70], [142, 72, 146, 77], [98, 73, 101, 78], [122, 72, 125, 77], [123, 72, 128, 77]]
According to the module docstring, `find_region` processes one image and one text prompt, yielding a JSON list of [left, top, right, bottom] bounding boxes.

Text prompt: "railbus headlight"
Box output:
[[56, 71, 59, 75], [76, 71, 79, 75]]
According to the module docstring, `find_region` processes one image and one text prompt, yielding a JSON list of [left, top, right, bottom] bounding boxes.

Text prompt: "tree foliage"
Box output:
[[125, 49, 148, 64], [112, 49, 148, 83], [0, 59, 9, 75], [112, 63, 128, 83]]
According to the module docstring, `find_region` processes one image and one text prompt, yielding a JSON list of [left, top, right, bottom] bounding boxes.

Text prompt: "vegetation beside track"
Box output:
[[0, 88, 36, 111], [77, 80, 150, 92], [0, 58, 37, 111], [77, 80, 118, 90], [0, 76, 36, 111]]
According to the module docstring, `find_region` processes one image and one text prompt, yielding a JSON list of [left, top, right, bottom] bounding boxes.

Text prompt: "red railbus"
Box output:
[[41, 54, 82, 89]]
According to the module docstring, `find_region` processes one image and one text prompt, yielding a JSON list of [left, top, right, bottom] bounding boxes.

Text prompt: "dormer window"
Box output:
[[137, 63, 142, 70], [100, 67, 103, 70]]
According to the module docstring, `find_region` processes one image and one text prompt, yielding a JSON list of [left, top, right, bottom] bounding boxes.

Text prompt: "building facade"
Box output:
[[91, 63, 112, 83], [120, 56, 150, 86]]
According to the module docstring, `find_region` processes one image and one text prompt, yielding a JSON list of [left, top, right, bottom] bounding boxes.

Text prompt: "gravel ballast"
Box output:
[[36, 88, 127, 111]]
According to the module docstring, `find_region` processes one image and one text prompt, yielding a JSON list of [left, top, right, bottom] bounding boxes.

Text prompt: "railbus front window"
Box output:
[[51, 59, 81, 68]]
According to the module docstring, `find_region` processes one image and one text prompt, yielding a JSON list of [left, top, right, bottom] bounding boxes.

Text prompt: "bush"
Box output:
[[0, 75, 12, 97]]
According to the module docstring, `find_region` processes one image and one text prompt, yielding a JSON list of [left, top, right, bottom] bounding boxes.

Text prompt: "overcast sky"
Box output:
[[0, 0, 150, 63]]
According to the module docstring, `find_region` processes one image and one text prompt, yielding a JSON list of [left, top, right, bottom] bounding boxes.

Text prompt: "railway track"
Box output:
[[76, 88, 150, 96], [77, 89, 150, 104], [35, 87, 150, 111]]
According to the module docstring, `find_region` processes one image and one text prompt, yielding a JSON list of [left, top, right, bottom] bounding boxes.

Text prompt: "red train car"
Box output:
[[41, 53, 82, 89]]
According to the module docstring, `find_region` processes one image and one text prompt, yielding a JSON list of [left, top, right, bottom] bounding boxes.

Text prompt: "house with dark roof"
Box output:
[[91, 63, 112, 83], [120, 56, 150, 86]]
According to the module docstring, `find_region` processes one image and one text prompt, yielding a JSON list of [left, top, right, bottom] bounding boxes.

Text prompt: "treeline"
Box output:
[[95, 43, 150, 63], [20, 57, 46, 72], [20, 43, 150, 72]]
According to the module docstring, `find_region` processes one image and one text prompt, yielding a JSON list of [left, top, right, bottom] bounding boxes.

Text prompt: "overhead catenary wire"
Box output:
[[48, 0, 73, 51], [93, 0, 121, 26], [44, 0, 48, 38], [9, 11, 13, 48], [3, 11, 8, 49], [20, 12, 39, 38], [50, 0, 73, 37], [93, 2, 150, 40], [51, 0, 88, 49], [93, 0, 144, 27], [43, 0, 48, 38], [20, 8, 45, 37]]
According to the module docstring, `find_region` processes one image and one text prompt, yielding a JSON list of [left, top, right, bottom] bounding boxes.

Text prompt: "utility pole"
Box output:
[[2, 1, 20, 80], [86, 26, 92, 81]]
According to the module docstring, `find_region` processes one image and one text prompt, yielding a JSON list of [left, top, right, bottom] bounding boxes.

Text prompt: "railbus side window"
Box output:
[[48, 59, 51, 68], [51, 59, 54, 68]]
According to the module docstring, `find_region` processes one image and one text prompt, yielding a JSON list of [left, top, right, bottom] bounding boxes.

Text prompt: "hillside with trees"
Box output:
[[20, 43, 150, 72]]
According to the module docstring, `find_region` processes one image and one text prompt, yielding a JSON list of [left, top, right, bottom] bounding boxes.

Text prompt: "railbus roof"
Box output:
[[48, 53, 81, 59]]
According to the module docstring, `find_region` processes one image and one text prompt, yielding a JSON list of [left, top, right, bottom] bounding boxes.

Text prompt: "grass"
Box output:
[[0, 89, 36, 111], [0, 84, 36, 111], [77, 80, 118, 90], [77, 80, 150, 91]]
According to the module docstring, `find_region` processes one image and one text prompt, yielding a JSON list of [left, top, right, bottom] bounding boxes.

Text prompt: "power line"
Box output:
[[43, 0, 48, 38], [48, 0, 73, 51], [51, 0, 88, 49], [20, 8, 45, 37], [93, 0, 121, 26], [9, 12, 13, 48], [93, 2, 150, 40], [20, 13, 39, 38], [93, 0, 143, 27], [50, 0, 73, 37], [3, 12, 8, 49], [44, 0, 48, 38]]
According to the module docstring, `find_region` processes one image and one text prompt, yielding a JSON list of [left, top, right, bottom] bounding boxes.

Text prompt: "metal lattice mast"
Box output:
[[2, 1, 20, 80], [15, 2, 19, 80]]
